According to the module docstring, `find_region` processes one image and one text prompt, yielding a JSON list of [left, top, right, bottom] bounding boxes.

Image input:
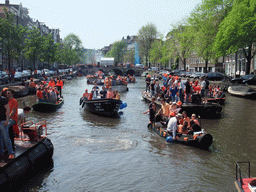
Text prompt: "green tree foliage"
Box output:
[[214, 0, 256, 74], [166, 24, 194, 71], [123, 49, 135, 64], [188, 0, 234, 72], [149, 38, 163, 65], [24, 27, 44, 70], [138, 23, 158, 68], [105, 40, 127, 63], [0, 8, 27, 72], [41, 34, 58, 68], [60, 33, 84, 66]]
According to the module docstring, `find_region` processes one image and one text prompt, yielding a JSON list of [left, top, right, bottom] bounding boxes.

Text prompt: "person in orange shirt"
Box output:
[[48, 78, 56, 87], [56, 77, 64, 97], [36, 88, 44, 102], [29, 79, 36, 87], [6, 89, 19, 151], [104, 77, 112, 89], [82, 89, 89, 99], [106, 87, 114, 98]]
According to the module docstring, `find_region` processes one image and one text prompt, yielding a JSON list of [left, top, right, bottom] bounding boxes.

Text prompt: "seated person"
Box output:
[[99, 87, 107, 99], [106, 87, 114, 98], [114, 90, 120, 100], [182, 111, 190, 127], [29, 79, 36, 87], [83, 89, 89, 99], [177, 120, 189, 134], [191, 114, 200, 125]]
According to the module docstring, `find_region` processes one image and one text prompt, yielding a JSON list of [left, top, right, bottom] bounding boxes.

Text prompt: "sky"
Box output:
[[9, 0, 202, 49]]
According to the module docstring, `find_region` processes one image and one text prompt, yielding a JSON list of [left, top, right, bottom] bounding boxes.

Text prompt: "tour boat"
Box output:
[[80, 97, 122, 117], [147, 123, 213, 150], [235, 161, 256, 192], [0, 121, 53, 190], [141, 92, 222, 118], [32, 98, 64, 112], [228, 86, 256, 98]]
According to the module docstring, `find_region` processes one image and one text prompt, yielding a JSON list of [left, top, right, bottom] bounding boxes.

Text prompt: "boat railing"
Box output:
[[20, 120, 47, 141], [236, 161, 251, 186]]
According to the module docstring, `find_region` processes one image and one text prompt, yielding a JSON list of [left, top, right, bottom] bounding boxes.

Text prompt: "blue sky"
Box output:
[[10, 0, 202, 49]]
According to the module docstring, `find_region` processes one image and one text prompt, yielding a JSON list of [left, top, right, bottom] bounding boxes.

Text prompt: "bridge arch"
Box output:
[[110, 68, 124, 76], [126, 69, 136, 76]]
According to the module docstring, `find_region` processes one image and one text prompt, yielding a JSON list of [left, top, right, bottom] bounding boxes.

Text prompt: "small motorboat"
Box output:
[[111, 84, 129, 92], [235, 161, 256, 192], [32, 98, 64, 112], [228, 86, 256, 98], [147, 123, 213, 150], [7, 85, 29, 98], [203, 97, 226, 105], [0, 121, 53, 190], [141, 92, 222, 118], [80, 97, 122, 117]]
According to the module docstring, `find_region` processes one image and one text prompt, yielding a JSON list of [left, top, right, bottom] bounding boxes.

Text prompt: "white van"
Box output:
[[135, 64, 144, 68]]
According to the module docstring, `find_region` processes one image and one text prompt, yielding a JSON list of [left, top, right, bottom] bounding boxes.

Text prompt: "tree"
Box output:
[[60, 33, 84, 66], [138, 23, 158, 67], [166, 24, 194, 71], [0, 8, 27, 72], [188, 0, 234, 72], [24, 27, 44, 70], [149, 38, 163, 66], [123, 49, 135, 64], [41, 34, 58, 68], [214, 0, 256, 74], [106, 40, 127, 63]]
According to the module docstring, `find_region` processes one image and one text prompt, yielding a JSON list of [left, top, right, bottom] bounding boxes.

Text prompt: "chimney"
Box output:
[[6, 0, 10, 5]]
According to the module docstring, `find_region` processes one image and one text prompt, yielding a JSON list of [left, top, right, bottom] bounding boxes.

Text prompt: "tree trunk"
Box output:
[[205, 59, 208, 73], [243, 46, 252, 75]]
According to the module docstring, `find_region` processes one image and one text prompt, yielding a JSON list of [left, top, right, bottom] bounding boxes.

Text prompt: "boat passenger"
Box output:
[[143, 97, 157, 123], [99, 87, 107, 99], [114, 90, 121, 100], [104, 77, 112, 89], [106, 87, 114, 98], [156, 98, 169, 122], [182, 111, 190, 127], [0, 89, 15, 159], [43, 87, 50, 102], [56, 77, 64, 97], [6, 89, 19, 150], [29, 79, 36, 88], [36, 88, 44, 102], [167, 113, 182, 139], [191, 114, 200, 125], [169, 102, 181, 118], [177, 120, 189, 134], [91, 86, 99, 100], [83, 89, 89, 100], [18, 106, 31, 125], [49, 88, 58, 104], [48, 78, 56, 87]]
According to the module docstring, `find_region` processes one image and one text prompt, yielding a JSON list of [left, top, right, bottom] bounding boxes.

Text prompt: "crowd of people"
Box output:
[[28, 77, 64, 104], [82, 83, 121, 100], [144, 74, 225, 140], [145, 74, 225, 104], [0, 88, 31, 160]]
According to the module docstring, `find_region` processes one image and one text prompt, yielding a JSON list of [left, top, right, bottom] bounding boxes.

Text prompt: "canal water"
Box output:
[[16, 77, 256, 192]]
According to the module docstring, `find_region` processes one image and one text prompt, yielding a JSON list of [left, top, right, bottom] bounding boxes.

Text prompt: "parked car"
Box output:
[[14, 71, 25, 81], [230, 74, 255, 85], [42, 69, 50, 76], [135, 64, 144, 69], [0, 71, 9, 84], [205, 72, 228, 81], [49, 70, 56, 76], [22, 70, 32, 79], [243, 75, 256, 85]]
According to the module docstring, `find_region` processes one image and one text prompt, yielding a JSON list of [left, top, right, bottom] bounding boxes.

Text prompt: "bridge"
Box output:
[[80, 66, 145, 76]]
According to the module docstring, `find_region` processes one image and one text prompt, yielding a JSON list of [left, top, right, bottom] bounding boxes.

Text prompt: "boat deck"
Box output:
[[0, 138, 44, 167]]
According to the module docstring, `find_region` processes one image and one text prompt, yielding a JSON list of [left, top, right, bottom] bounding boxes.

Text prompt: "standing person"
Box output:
[[34, 68, 38, 78], [10, 68, 15, 82], [200, 77, 206, 99], [204, 78, 209, 104], [178, 78, 185, 103], [99, 87, 107, 99], [145, 75, 151, 92], [56, 77, 64, 98], [150, 80, 156, 97], [0, 90, 14, 159], [184, 78, 191, 103], [48, 78, 56, 87], [167, 113, 182, 139], [18, 106, 31, 125], [6, 89, 19, 150], [156, 98, 170, 122], [143, 97, 157, 124]]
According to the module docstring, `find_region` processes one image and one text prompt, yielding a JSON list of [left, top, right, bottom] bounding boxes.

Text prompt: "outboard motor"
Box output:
[[192, 93, 202, 105]]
